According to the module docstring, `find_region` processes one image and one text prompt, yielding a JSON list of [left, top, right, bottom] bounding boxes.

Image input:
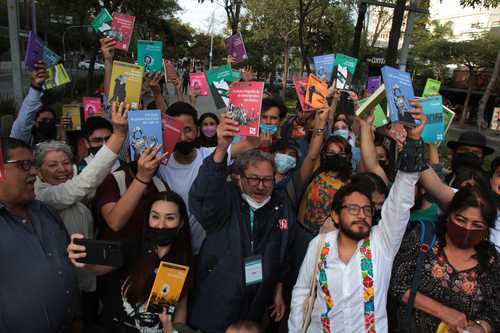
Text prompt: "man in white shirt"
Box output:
[[289, 105, 427, 333]]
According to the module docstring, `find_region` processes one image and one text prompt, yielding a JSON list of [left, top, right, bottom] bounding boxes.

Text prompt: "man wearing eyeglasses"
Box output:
[[288, 107, 428, 332], [188, 115, 298, 332], [0, 137, 77, 333]]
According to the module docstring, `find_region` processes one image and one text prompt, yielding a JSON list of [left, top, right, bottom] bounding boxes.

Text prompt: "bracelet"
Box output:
[[135, 176, 150, 185]]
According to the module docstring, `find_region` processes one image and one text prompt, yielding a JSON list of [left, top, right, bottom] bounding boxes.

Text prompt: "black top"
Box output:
[[388, 229, 500, 332], [0, 200, 77, 333]]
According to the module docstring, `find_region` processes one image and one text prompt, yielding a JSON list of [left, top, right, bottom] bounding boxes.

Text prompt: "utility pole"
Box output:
[[7, 0, 24, 108], [399, 0, 421, 71], [31, 0, 37, 35], [209, 11, 215, 69]]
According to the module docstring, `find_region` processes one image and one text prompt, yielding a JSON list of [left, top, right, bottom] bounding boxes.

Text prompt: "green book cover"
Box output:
[[43, 64, 71, 90], [334, 53, 358, 89], [92, 8, 112, 33], [231, 69, 241, 81], [422, 78, 441, 97], [358, 97, 388, 128], [137, 40, 163, 73], [442, 105, 456, 138], [205, 65, 238, 108]]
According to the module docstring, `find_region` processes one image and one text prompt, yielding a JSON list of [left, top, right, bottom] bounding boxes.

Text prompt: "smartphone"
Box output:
[[73, 238, 124, 267]]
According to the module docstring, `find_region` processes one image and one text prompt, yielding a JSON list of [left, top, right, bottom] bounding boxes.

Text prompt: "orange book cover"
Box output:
[[145, 262, 189, 313], [304, 74, 328, 109]]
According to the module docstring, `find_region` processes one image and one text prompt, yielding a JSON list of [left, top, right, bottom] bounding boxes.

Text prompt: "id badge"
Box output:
[[244, 255, 263, 286]]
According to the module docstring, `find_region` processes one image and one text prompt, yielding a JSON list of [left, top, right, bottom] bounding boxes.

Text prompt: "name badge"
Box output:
[[244, 255, 263, 286]]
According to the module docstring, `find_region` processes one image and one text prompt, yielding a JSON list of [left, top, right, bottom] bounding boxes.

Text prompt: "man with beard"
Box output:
[[445, 131, 495, 186], [0, 137, 77, 333], [288, 107, 427, 332], [10, 61, 58, 146]]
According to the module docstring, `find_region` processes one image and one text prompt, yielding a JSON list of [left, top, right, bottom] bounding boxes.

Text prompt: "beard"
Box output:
[[339, 219, 371, 241]]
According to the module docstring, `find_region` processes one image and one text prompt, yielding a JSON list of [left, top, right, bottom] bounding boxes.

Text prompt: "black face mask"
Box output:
[[35, 120, 57, 140], [144, 226, 179, 247], [451, 152, 482, 173], [88, 146, 102, 156], [174, 140, 196, 155], [320, 154, 351, 174]]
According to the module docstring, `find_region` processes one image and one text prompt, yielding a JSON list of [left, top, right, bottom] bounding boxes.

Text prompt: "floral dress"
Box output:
[[388, 228, 500, 332]]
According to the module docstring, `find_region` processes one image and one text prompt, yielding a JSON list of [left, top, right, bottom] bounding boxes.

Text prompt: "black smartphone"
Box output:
[[73, 238, 124, 267]]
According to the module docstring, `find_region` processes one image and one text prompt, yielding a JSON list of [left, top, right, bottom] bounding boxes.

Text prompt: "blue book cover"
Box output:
[[381, 65, 416, 127], [43, 46, 61, 68], [137, 40, 163, 73], [313, 54, 335, 84], [421, 95, 444, 143], [128, 109, 163, 160]]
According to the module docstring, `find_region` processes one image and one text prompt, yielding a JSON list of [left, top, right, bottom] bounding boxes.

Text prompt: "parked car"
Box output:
[[78, 60, 105, 70]]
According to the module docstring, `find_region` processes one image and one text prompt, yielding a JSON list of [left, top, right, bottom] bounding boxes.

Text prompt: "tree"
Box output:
[[369, 8, 393, 48], [189, 33, 226, 67], [385, 0, 406, 67], [198, 0, 244, 34]]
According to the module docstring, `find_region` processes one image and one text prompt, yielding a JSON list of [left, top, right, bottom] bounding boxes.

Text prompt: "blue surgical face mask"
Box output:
[[333, 129, 349, 140], [260, 123, 279, 136], [274, 153, 297, 174]]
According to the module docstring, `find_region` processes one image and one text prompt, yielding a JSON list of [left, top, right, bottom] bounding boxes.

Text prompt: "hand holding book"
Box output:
[[31, 61, 48, 89], [99, 37, 116, 63]]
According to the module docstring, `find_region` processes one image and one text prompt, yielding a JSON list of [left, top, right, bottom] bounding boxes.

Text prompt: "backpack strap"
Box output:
[[405, 219, 437, 332]]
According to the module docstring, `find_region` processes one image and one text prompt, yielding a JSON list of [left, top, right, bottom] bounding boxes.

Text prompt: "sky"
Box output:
[[176, 0, 228, 34]]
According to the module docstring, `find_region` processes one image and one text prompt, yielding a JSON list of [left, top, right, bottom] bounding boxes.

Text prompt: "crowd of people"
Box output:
[[0, 36, 499, 333]]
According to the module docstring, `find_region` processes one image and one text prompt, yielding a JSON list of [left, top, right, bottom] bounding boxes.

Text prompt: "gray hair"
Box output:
[[234, 149, 275, 175], [34, 140, 74, 167]]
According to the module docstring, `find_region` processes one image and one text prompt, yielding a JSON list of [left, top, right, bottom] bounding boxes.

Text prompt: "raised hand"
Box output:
[[67, 233, 87, 268], [136, 146, 166, 184], [217, 112, 240, 151], [144, 72, 162, 96], [406, 98, 427, 141], [110, 102, 129, 137], [227, 55, 236, 66], [31, 61, 48, 89], [241, 66, 254, 81], [99, 37, 116, 63]]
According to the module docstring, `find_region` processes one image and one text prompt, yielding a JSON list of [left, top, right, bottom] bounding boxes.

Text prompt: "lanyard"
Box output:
[[249, 208, 255, 253]]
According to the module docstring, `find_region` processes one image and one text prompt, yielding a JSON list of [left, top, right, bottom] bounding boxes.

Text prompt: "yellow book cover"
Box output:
[[304, 74, 328, 109], [109, 61, 144, 109], [43, 64, 71, 90], [62, 104, 82, 131], [145, 262, 189, 313]]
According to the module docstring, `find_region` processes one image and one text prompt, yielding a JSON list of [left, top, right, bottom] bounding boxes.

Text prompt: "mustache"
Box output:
[[352, 220, 370, 227]]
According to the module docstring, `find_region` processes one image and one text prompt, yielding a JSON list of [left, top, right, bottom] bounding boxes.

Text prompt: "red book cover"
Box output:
[[228, 81, 264, 137], [163, 59, 178, 82], [189, 72, 208, 96], [111, 13, 135, 51], [0, 139, 5, 181], [293, 79, 311, 112], [83, 97, 102, 120], [162, 115, 183, 163]]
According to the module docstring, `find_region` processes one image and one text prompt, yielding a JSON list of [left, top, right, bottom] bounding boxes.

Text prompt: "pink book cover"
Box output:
[[111, 13, 135, 51], [189, 72, 208, 96], [228, 81, 264, 137], [293, 79, 311, 111], [162, 115, 183, 163], [83, 97, 102, 120]]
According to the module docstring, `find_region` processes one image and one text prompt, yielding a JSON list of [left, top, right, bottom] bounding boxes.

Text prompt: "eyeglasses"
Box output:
[[88, 136, 111, 144], [5, 159, 35, 171], [452, 214, 487, 230], [242, 175, 274, 187], [342, 204, 373, 217]]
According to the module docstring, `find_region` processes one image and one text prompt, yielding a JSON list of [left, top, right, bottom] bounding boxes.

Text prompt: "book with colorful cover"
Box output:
[[367, 76, 382, 96], [111, 13, 135, 51], [162, 115, 183, 162], [137, 40, 163, 73], [62, 104, 82, 131], [313, 54, 335, 84], [43, 64, 71, 90], [83, 97, 102, 120], [293, 79, 309, 112], [163, 59, 177, 82], [422, 78, 441, 97], [333, 53, 358, 89], [108, 61, 144, 109], [304, 74, 328, 109], [91, 8, 113, 34], [128, 109, 163, 160], [356, 84, 386, 119], [228, 81, 264, 137], [490, 107, 500, 130], [358, 94, 388, 128], [381, 65, 417, 127], [442, 106, 456, 138], [205, 65, 238, 109], [226, 32, 248, 63], [145, 262, 190, 314], [42, 46, 61, 68], [231, 69, 241, 81], [189, 72, 209, 96], [421, 95, 444, 143], [24, 31, 44, 70]]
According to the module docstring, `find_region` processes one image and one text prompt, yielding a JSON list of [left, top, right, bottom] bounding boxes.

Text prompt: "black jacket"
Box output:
[[188, 154, 298, 333]]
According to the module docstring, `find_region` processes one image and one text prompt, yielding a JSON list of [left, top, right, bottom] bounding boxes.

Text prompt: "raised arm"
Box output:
[[144, 72, 167, 113], [359, 116, 389, 184], [10, 62, 46, 143], [100, 37, 115, 97]]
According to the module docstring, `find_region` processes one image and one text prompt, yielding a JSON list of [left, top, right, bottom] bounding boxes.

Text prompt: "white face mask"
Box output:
[[241, 193, 271, 210]]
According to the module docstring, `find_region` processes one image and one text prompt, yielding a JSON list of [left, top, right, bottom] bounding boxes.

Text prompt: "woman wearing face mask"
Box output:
[[197, 112, 219, 148], [297, 135, 352, 234], [68, 191, 194, 333], [388, 186, 500, 333]]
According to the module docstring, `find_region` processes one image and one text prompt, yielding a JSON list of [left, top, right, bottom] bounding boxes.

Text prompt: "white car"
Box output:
[[78, 60, 105, 70]]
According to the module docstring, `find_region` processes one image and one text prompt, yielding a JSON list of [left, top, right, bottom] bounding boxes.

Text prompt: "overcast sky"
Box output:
[[176, 0, 228, 34]]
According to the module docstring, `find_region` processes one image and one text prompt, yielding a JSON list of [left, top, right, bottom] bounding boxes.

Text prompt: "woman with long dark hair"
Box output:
[[196, 113, 219, 148], [388, 185, 500, 333], [68, 191, 193, 333]]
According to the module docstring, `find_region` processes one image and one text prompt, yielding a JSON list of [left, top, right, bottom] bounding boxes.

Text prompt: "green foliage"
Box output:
[[460, 0, 500, 7]]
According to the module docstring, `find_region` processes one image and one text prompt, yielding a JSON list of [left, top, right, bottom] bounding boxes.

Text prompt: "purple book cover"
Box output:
[[367, 76, 382, 96], [24, 31, 44, 70], [226, 32, 248, 63]]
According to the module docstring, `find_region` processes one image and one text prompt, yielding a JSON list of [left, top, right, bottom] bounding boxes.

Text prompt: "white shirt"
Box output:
[[491, 213, 500, 251], [289, 171, 419, 333]]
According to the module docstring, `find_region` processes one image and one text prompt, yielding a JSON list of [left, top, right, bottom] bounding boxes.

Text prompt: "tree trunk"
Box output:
[[476, 49, 500, 129], [460, 68, 474, 127], [385, 0, 406, 67], [281, 38, 289, 99], [298, 1, 307, 74], [352, 2, 367, 58]]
